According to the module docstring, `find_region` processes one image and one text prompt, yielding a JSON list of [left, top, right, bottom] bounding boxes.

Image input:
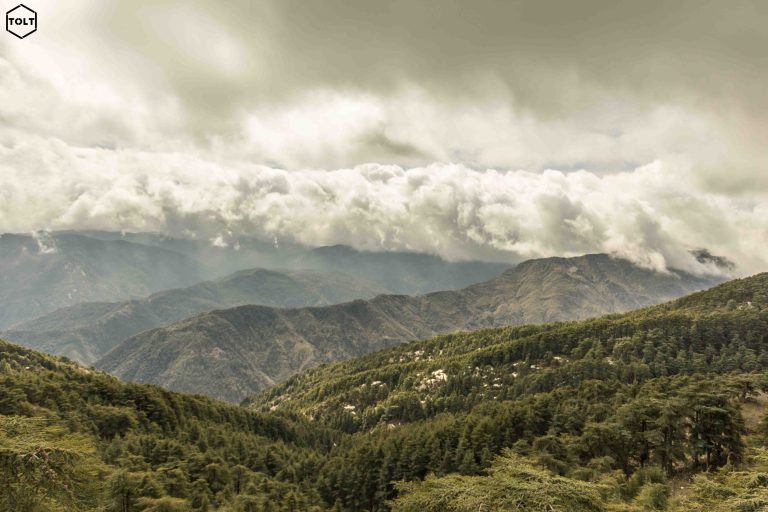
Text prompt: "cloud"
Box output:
[[0, 0, 765, 275], [31, 230, 59, 254], [0, 137, 765, 275], [1, 0, 767, 176]]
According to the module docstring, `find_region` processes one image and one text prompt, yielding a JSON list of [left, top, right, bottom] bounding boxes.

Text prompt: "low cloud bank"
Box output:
[[1, 138, 764, 276]]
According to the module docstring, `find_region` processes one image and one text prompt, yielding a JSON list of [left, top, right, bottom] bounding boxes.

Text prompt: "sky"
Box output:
[[0, 0, 766, 274]]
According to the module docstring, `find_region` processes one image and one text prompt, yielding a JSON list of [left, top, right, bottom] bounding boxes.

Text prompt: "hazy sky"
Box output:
[[1, 0, 766, 273]]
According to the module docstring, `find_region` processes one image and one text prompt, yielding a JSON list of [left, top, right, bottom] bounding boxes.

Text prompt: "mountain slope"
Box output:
[[250, 272, 768, 417], [0, 338, 335, 511], [0, 232, 202, 329], [2, 273, 767, 511], [2, 268, 387, 364], [245, 273, 768, 510], [292, 244, 511, 295], [97, 254, 722, 402]]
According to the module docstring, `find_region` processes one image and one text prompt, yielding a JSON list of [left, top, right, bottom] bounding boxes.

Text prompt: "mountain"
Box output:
[[247, 272, 768, 510], [96, 254, 722, 402], [0, 338, 334, 511], [63, 231, 511, 295], [249, 271, 768, 415], [291, 245, 511, 295], [2, 268, 387, 364], [2, 272, 767, 511], [1, 227, 506, 326], [0, 232, 202, 329]]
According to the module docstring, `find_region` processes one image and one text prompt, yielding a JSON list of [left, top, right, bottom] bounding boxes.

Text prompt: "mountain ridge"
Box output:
[[0, 232, 203, 329], [251, 271, 768, 416], [53, 230, 511, 294], [2, 268, 387, 363], [96, 253, 723, 402]]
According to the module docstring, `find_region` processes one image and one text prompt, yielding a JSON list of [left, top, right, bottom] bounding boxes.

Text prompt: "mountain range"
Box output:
[[96, 253, 722, 402], [2, 271, 766, 511], [2, 268, 387, 363], [0, 230, 510, 360], [0, 232, 203, 329], [0, 230, 507, 320], [63, 230, 511, 295]]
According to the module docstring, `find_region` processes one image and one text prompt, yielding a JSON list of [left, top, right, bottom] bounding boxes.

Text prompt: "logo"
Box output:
[[6, 4, 37, 39]]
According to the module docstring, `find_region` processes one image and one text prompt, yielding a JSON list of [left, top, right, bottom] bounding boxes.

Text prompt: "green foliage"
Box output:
[[0, 272, 767, 510], [676, 448, 768, 511], [393, 451, 606, 511], [0, 416, 104, 511], [0, 339, 333, 511], [135, 496, 191, 512], [88, 404, 139, 439], [633, 483, 668, 510]]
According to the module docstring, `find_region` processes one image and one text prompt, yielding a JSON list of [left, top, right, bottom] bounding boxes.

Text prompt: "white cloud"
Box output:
[[31, 230, 59, 254], [0, 0, 765, 276], [0, 137, 765, 275]]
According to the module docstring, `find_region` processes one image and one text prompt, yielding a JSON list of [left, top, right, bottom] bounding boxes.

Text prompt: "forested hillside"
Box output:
[[248, 272, 768, 510], [96, 254, 719, 402], [1, 273, 766, 510], [0, 339, 334, 511], [253, 273, 768, 417]]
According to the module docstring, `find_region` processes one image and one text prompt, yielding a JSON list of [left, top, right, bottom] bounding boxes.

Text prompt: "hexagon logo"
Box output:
[[6, 4, 37, 39]]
